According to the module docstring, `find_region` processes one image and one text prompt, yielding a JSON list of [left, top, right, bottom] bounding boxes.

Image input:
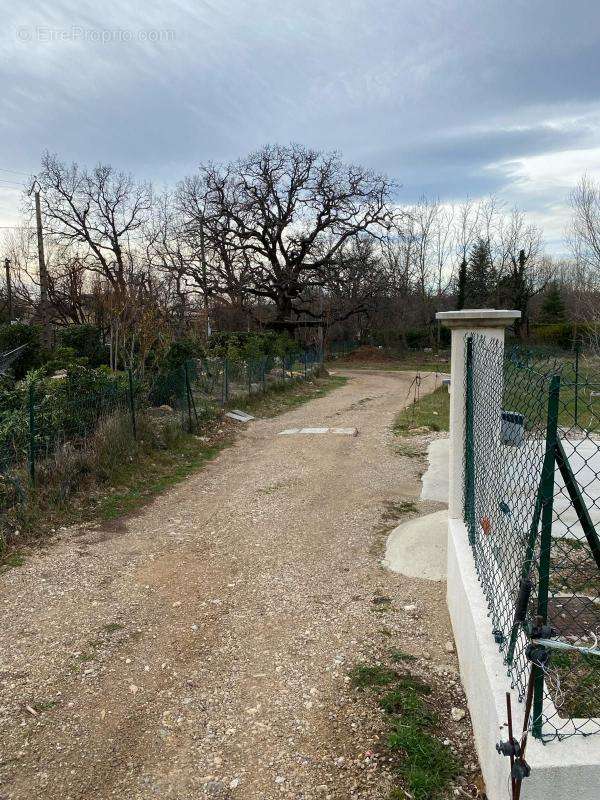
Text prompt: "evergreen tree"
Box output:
[[465, 238, 495, 307], [539, 282, 566, 324], [456, 258, 467, 310]]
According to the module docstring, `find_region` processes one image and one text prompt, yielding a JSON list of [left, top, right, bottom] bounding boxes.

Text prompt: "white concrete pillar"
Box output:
[[436, 310, 521, 520]]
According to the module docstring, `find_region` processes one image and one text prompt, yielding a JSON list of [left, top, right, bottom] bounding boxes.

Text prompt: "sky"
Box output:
[[2, 0, 600, 254]]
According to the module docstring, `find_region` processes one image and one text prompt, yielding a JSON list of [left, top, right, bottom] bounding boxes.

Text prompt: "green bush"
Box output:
[[0, 323, 44, 379], [405, 327, 430, 349], [530, 323, 580, 350], [59, 325, 107, 367], [44, 346, 88, 373], [0, 366, 131, 469], [205, 331, 297, 360], [161, 337, 204, 369]]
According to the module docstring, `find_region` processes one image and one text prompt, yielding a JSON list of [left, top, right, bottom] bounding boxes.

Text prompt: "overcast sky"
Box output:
[[2, 1, 600, 253]]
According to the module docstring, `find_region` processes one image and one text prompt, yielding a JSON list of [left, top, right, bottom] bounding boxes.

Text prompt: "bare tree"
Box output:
[[177, 144, 396, 333], [494, 207, 546, 336], [568, 175, 600, 282], [33, 152, 152, 291]]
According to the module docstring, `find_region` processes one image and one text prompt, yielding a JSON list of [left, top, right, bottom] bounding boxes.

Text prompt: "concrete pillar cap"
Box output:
[[436, 309, 521, 329]]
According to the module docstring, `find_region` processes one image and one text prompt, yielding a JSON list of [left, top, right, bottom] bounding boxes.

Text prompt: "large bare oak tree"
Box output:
[[177, 144, 396, 332]]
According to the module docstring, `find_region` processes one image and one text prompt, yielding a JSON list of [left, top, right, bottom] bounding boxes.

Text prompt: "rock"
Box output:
[[205, 780, 226, 796], [445, 641, 455, 653], [451, 707, 466, 722], [229, 778, 240, 789]]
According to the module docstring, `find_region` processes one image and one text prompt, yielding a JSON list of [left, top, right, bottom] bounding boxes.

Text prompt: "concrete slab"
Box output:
[[226, 410, 255, 423], [299, 427, 329, 434], [331, 427, 358, 436], [383, 509, 448, 580], [278, 428, 300, 435], [420, 438, 449, 503]]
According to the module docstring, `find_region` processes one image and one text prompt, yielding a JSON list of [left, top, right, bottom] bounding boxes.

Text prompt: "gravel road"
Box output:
[[0, 369, 476, 800]]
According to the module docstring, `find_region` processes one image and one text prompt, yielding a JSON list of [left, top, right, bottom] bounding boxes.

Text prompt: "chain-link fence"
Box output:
[[464, 334, 600, 742], [0, 346, 329, 520]]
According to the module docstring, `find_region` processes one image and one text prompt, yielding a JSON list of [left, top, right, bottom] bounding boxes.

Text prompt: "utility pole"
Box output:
[[31, 182, 51, 347], [318, 286, 324, 360], [4, 258, 12, 324]]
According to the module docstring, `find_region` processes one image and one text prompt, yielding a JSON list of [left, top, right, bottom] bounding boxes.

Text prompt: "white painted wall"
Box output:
[[448, 518, 600, 800], [438, 309, 600, 799]]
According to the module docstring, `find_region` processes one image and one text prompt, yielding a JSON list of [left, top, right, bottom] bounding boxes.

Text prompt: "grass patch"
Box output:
[[390, 649, 417, 663], [103, 622, 125, 634], [350, 657, 460, 800], [548, 648, 600, 718], [381, 500, 418, 521], [0, 551, 25, 574], [230, 371, 347, 418], [93, 439, 228, 522], [549, 536, 599, 594], [393, 441, 423, 458], [350, 664, 398, 689], [30, 699, 58, 713], [394, 385, 450, 435], [389, 724, 459, 800]]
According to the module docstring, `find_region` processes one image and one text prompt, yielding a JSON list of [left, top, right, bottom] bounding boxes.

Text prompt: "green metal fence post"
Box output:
[[464, 336, 475, 545], [28, 383, 36, 485], [127, 367, 137, 440], [532, 373, 560, 739], [247, 361, 252, 395], [304, 351, 307, 380], [222, 358, 229, 405], [261, 357, 266, 393], [184, 361, 193, 433]]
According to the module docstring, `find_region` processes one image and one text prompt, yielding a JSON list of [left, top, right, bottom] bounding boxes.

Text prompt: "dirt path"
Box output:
[[0, 369, 473, 800]]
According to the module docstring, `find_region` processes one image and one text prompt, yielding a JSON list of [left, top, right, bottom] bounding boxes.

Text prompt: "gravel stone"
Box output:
[[0, 369, 480, 799]]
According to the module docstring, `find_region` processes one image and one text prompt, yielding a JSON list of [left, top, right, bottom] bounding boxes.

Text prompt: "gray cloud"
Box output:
[[1, 0, 600, 250]]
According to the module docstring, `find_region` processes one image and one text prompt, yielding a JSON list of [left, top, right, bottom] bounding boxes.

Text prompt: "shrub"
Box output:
[[44, 346, 88, 373], [405, 327, 430, 349], [89, 410, 136, 480], [205, 331, 297, 360], [0, 366, 131, 470], [160, 337, 204, 370], [59, 325, 107, 367], [530, 323, 581, 350], [0, 323, 44, 378]]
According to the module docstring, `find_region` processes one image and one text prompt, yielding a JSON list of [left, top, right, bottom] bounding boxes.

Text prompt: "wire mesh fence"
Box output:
[[0, 345, 330, 519], [464, 334, 600, 741]]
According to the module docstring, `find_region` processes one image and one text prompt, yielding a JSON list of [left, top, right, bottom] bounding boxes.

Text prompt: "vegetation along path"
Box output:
[[0, 369, 479, 800]]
